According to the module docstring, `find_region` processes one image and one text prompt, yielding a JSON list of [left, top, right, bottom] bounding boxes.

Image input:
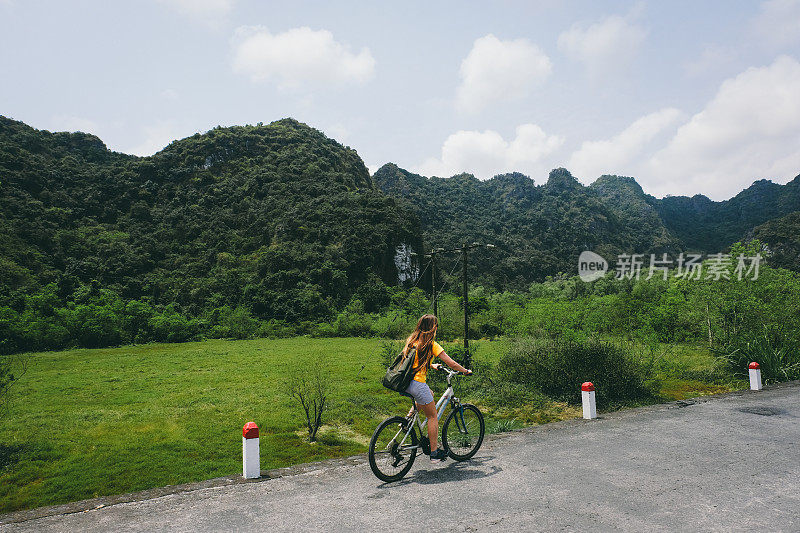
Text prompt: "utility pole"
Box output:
[[461, 242, 495, 369], [431, 254, 438, 318], [421, 243, 494, 371], [463, 242, 470, 368]]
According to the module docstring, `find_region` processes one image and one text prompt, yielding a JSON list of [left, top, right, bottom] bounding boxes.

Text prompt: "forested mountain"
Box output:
[[375, 163, 800, 287], [751, 211, 800, 271], [0, 116, 420, 329], [2, 114, 798, 353], [374, 164, 680, 289], [653, 177, 800, 252]]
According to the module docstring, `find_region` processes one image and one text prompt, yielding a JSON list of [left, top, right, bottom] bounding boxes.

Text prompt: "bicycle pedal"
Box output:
[[420, 436, 431, 455]]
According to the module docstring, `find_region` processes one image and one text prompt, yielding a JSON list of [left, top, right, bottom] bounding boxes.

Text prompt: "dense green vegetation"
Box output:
[[0, 116, 420, 354], [312, 245, 800, 387], [373, 163, 800, 289], [752, 210, 800, 272], [499, 338, 658, 407], [2, 116, 799, 355], [657, 178, 800, 252], [373, 164, 680, 290]]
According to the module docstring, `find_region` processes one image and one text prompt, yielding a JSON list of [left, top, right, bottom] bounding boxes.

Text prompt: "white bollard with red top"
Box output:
[[581, 382, 597, 419], [243, 422, 260, 479], [748, 362, 763, 391]]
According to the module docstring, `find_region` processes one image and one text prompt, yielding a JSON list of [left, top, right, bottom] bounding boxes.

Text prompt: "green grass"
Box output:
[[652, 342, 747, 400], [0, 336, 744, 513]]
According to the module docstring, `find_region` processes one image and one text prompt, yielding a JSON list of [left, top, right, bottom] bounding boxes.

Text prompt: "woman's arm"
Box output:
[[435, 352, 471, 374]]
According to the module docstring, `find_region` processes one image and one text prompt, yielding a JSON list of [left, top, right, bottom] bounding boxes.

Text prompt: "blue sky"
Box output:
[[1, 0, 799, 200]]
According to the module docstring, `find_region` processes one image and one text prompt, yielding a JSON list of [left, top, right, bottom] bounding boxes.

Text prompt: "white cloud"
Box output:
[[684, 45, 737, 77], [568, 108, 683, 181], [644, 55, 800, 199], [231, 26, 375, 90], [456, 34, 552, 113], [414, 124, 564, 179], [753, 0, 800, 47], [158, 0, 234, 28], [558, 14, 646, 75]]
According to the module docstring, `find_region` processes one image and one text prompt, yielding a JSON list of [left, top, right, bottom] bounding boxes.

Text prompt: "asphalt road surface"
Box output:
[[4, 383, 799, 532]]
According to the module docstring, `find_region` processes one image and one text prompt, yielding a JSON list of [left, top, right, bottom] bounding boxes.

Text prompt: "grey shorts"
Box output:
[[405, 380, 434, 405]]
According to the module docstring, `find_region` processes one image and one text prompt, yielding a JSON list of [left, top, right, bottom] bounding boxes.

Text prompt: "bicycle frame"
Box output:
[[418, 384, 455, 432], [394, 369, 463, 452]]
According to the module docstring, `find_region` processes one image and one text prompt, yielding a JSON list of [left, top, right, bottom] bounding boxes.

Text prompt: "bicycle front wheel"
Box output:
[[443, 404, 484, 461], [368, 416, 418, 482]]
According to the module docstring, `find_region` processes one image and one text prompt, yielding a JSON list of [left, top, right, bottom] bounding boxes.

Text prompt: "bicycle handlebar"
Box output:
[[442, 367, 472, 377]]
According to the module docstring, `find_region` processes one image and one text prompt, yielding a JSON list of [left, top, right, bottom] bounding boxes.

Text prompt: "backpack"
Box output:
[[382, 347, 419, 393]]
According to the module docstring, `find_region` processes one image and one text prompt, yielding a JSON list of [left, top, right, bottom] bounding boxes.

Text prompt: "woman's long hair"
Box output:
[[403, 314, 438, 373]]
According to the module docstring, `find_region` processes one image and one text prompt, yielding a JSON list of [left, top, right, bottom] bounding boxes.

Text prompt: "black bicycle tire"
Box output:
[[442, 404, 484, 461], [368, 416, 418, 482]]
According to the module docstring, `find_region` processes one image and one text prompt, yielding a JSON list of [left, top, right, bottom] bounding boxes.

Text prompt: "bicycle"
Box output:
[[368, 367, 485, 482]]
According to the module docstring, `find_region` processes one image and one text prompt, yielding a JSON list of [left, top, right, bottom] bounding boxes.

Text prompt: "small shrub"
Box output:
[[223, 306, 259, 339], [148, 307, 198, 343], [310, 321, 337, 338], [211, 306, 259, 339], [330, 310, 373, 337], [57, 303, 125, 348], [370, 313, 413, 339], [286, 365, 329, 442], [499, 337, 658, 407], [257, 319, 296, 338]]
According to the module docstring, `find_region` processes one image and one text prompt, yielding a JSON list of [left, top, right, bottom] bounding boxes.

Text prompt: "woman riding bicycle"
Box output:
[[401, 314, 471, 462]]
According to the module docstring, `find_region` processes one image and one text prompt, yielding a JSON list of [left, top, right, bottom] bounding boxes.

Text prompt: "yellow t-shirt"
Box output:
[[412, 341, 444, 383]]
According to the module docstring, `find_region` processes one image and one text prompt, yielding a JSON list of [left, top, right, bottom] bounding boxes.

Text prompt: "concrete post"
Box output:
[[243, 422, 260, 479], [581, 382, 597, 420], [748, 362, 763, 391]]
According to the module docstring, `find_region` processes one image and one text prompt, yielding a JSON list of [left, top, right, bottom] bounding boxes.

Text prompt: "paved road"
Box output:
[[4, 383, 800, 532]]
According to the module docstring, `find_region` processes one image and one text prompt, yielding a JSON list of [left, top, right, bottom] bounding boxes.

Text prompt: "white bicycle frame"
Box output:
[[396, 368, 461, 451]]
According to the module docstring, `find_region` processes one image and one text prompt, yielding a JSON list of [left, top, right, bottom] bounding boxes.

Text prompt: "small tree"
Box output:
[[287, 366, 329, 442]]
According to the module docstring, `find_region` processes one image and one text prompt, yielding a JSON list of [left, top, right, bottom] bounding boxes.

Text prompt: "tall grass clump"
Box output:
[[717, 324, 800, 383], [499, 337, 658, 407]]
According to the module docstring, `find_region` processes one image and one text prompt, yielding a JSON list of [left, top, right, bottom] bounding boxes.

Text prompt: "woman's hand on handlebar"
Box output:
[[431, 363, 443, 371], [462, 369, 473, 376]]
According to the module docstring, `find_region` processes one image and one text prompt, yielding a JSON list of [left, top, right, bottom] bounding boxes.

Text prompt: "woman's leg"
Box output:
[[419, 400, 438, 450]]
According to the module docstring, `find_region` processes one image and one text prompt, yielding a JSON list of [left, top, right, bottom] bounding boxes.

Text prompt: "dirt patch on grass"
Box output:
[[660, 380, 735, 401]]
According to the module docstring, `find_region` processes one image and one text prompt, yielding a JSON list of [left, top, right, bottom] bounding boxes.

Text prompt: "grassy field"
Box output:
[[0, 336, 745, 513]]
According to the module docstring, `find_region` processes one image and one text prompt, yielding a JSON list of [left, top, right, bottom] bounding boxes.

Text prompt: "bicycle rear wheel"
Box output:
[[368, 416, 418, 482], [442, 404, 484, 461]]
